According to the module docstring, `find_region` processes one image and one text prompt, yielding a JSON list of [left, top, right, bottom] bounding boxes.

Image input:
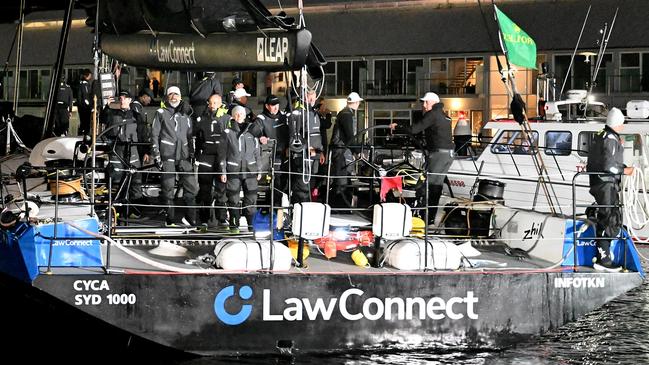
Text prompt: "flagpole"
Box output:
[[491, 2, 514, 99]]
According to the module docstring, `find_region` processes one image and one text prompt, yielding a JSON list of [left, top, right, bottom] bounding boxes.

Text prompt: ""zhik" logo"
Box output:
[[213, 285, 253, 325]]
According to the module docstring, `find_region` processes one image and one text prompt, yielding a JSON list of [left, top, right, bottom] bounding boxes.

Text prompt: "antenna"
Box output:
[[583, 7, 619, 116], [559, 5, 591, 97]]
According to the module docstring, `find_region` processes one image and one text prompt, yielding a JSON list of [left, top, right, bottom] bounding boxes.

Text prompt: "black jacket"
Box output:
[[404, 103, 454, 151], [250, 109, 289, 154], [587, 126, 626, 186], [195, 106, 229, 156], [330, 106, 357, 154]]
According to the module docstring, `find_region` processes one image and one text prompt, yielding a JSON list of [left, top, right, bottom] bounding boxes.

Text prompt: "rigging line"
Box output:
[[477, 0, 500, 63], [12, 0, 25, 116], [2, 22, 18, 75], [559, 5, 591, 97]]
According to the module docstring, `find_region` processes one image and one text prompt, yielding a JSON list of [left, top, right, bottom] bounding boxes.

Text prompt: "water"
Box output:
[[172, 247, 649, 365]]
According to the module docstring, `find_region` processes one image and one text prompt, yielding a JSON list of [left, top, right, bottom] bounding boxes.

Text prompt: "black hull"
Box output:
[[19, 270, 642, 356]]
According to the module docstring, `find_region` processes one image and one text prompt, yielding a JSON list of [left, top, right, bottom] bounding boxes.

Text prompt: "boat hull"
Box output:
[[23, 270, 643, 356]]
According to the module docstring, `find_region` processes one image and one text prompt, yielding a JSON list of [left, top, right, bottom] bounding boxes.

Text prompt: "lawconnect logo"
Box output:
[[214, 286, 478, 326], [214, 285, 253, 325]]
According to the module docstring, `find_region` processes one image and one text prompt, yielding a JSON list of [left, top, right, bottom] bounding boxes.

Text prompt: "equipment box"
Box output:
[[626, 100, 649, 119]]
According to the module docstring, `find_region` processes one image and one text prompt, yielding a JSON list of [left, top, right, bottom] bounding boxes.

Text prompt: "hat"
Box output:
[[347, 92, 363, 103], [233, 88, 251, 98], [166, 86, 181, 96], [140, 88, 154, 99], [232, 105, 246, 117], [420, 92, 440, 103], [606, 107, 625, 128], [118, 90, 131, 98], [265, 95, 280, 105]]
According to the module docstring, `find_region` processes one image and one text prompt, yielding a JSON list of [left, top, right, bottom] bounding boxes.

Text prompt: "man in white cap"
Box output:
[[329, 91, 363, 207], [228, 87, 254, 123], [151, 86, 199, 226], [586, 107, 634, 270], [390, 91, 454, 224]]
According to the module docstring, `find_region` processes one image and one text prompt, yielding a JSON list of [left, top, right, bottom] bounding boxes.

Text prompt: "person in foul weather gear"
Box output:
[[194, 93, 229, 226], [329, 92, 362, 207], [151, 86, 199, 226], [219, 105, 261, 233], [99, 90, 144, 217], [586, 107, 634, 270], [288, 88, 324, 204], [390, 92, 454, 224], [250, 94, 289, 204]]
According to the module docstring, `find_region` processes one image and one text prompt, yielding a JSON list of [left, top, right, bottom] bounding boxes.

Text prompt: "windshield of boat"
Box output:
[[490, 130, 539, 155], [552, 102, 607, 121]]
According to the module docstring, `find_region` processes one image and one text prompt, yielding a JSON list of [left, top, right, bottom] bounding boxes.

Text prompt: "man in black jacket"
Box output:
[[329, 92, 363, 207], [77, 69, 94, 136], [586, 107, 634, 270], [390, 92, 454, 224], [53, 75, 73, 136], [189, 72, 222, 119]]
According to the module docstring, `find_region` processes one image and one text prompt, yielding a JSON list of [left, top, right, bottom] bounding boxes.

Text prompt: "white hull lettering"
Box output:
[[262, 288, 478, 321]]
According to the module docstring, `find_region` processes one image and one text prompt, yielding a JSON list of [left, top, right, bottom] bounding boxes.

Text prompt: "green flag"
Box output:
[[495, 5, 537, 69]]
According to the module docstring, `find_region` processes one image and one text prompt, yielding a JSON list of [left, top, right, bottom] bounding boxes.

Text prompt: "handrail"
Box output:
[[571, 170, 627, 272]]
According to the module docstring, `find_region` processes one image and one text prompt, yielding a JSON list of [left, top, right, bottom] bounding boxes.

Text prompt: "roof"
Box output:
[[298, 0, 649, 57]]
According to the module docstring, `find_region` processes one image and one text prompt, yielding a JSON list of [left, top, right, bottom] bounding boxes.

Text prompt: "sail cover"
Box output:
[[97, 0, 326, 77], [0, 0, 326, 78]]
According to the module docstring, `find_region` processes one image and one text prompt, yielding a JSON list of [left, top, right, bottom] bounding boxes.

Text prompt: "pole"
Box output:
[[42, 0, 74, 139], [559, 6, 591, 97]]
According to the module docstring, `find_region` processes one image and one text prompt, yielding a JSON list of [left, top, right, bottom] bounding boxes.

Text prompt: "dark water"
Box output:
[[174, 247, 649, 365]]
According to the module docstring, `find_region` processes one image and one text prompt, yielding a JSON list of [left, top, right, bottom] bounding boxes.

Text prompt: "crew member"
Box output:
[[130, 88, 154, 163], [189, 72, 223, 119], [77, 69, 94, 136], [151, 86, 199, 226], [53, 75, 73, 136], [195, 94, 229, 226], [329, 92, 363, 207], [250, 94, 289, 203], [99, 90, 144, 217], [228, 88, 254, 123], [220, 106, 261, 233], [390, 92, 454, 224], [288, 89, 324, 203], [586, 107, 634, 270]]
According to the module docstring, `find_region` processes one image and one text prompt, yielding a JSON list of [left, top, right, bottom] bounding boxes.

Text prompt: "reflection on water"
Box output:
[[178, 247, 649, 365]]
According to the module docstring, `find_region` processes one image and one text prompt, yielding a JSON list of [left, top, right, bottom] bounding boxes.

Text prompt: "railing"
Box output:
[[571, 171, 628, 272]]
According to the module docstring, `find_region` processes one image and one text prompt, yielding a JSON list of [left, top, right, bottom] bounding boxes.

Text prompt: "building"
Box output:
[[1, 0, 649, 140]]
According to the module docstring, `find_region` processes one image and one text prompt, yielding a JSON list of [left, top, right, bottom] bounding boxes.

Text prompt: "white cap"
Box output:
[[347, 92, 363, 103], [606, 107, 624, 128], [420, 92, 440, 103], [233, 88, 251, 98], [166, 86, 181, 96]]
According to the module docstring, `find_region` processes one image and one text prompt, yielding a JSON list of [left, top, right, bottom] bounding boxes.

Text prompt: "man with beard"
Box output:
[[151, 86, 199, 226]]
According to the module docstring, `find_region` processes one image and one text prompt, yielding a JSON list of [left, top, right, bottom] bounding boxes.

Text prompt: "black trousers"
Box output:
[[78, 106, 92, 136], [589, 182, 621, 259], [417, 150, 454, 224], [226, 174, 258, 228], [53, 105, 69, 136], [196, 154, 226, 224], [290, 151, 318, 204], [329, 148, 353, 208]]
